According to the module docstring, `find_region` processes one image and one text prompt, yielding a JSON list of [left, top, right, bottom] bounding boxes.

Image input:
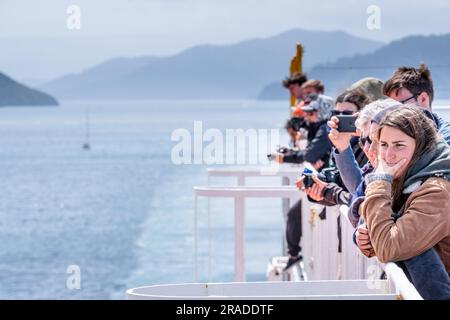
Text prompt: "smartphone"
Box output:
[[336, 115, 357, 133]]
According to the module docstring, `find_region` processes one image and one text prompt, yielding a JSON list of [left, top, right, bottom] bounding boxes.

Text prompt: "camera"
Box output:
[[337, 115, 357, 133], [302, 168, 314, 189], [277, 146, 291, 154], [290, 117, 306, 131], [300, 166, 342, 190], [267, 146, 293, 161], [301, 167, 342, 190], [318, 167, 341, 185]]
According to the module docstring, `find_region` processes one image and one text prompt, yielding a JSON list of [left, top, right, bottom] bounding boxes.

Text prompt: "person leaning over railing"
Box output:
[[335, 99, 448, 241], [360, 106, 450, 300], [336, 100, 450, 299]]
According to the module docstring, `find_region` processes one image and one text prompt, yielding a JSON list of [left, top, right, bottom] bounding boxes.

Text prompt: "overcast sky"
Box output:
[[1, 0, 450, 83], [1, 0, 450, 55]]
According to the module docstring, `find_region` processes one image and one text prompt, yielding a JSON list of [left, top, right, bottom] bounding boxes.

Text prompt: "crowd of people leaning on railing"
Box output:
[[268, 64, 450, 299]]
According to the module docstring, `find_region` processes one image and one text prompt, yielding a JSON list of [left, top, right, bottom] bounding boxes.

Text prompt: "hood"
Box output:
[[403, 138, 450, 193]]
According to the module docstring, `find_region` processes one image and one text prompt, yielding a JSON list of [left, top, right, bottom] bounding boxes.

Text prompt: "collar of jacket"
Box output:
[[422, 109, 440, 128], [403, 138, 450, 193]]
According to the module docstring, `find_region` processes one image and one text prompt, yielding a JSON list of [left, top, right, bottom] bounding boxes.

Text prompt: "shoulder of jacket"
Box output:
[[413, 177, 450, 197]]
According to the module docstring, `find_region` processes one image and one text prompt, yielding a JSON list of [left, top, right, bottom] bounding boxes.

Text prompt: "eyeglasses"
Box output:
[[399, 93, 419, 104], [359, 135, 372, 148], [330, 110, 354, 116]]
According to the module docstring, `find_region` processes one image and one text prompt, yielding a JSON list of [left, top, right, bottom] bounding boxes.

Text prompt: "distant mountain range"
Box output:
[[0, 73, 58, 107], [259, 33, 450, 100], [40, 29, 383, 100]]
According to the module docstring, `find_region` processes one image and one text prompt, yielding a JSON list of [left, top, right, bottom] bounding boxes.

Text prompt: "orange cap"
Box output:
[[292, 101, 305, 117]]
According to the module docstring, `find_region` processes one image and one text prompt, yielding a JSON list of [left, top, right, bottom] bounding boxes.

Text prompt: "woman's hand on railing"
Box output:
[[356, 224, 375, 257]]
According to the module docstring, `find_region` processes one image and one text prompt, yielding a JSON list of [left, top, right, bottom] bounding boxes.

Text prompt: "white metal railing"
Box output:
[[205, 165, 302, 279], [126, 165, 423, 300], [385, 262, 423, 300], [127, 280, 397, 300], [207, 166, 301, 186], [194, 185, 301, 282], [193, 165, 422, 298]]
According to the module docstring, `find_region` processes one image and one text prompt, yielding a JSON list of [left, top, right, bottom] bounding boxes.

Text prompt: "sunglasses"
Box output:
[[399, 93, 419, 104], [359, 135, 373, 148], [330, 110, 354, 116]]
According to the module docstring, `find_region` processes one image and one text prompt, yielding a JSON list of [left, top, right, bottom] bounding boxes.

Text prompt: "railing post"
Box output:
[[237, 175, 245, 186], [207, 175, 212, 281], [194, 193, 198, 282], [281, 176, 291, 256], [282, 176, 291, 213], [234, 195, 246, 282]]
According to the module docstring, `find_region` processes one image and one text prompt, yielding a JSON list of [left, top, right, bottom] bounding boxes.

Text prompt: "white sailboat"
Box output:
[[82, 107, 91, 150]]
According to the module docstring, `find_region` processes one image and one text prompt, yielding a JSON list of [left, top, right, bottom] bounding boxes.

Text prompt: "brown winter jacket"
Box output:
[[360, 177, 450, 274]]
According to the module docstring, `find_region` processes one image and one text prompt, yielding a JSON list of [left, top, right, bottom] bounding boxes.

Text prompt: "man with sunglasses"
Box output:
[[383, 64, 450, 144]]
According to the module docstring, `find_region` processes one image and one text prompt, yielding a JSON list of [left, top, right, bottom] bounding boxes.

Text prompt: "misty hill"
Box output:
[[0, 72, 58, 107], [0, 35, 165, 83], [259, 33, 450, 100], [42, 56, 159, 95], [40, 29, 382, 100]]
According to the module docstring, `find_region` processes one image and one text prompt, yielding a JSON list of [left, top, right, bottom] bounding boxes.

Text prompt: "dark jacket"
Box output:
[[427, 110, 450, 145], [283, 120, 331, 165]]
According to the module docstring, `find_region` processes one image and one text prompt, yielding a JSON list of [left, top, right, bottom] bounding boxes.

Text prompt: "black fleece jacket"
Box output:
[[283, 120, 331, 165]]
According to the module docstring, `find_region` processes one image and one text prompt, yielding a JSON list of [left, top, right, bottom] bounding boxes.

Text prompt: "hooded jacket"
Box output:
[[361, 139, 450, 274]]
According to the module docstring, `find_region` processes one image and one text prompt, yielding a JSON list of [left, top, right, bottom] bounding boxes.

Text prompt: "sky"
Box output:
[[1, 0, 450, 82], [3, 0, 450, 52]]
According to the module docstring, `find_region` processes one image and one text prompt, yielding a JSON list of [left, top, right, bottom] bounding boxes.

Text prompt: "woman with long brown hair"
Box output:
[[361, 105, 450, 299]]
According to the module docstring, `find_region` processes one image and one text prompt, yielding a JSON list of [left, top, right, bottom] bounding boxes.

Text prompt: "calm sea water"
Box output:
[[0, 100, 291, 299], [0, 100, 449, 299]]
